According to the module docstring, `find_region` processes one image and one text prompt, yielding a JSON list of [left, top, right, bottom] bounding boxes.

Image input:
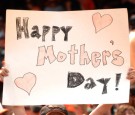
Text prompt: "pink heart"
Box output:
[[14, 72, 36, 95], [92, 12, 113, 33]]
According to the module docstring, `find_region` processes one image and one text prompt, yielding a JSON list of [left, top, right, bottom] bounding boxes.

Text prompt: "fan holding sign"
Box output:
[[0, 8, 134, 114]]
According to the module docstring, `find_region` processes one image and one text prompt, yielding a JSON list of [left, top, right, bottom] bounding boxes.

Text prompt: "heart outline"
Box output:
[[14, 72, 36, 95], [92, 12, 113, 33]]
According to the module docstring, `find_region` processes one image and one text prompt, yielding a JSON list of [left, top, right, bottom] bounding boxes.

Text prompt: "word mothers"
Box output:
[[16, 17, 72, 41], [67, 72, 122, 94], [37, 45, 124, 67]]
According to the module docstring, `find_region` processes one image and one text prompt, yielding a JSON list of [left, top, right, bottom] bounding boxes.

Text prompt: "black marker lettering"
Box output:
[[42, 26, 50, 41], [16, 17, 29, 39], [67, 72, 85, 88], [52, 26, 60, 41], [84, 77, 96, 89], [97, 78, 111, 94], [61, 26, 72, 41], [31, 26, 41, 38]]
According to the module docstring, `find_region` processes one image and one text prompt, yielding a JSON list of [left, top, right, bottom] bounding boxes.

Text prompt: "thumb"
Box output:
[[2, 61, 7, 67]]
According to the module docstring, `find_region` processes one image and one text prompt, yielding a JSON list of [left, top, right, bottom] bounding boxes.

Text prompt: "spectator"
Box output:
[[40, 105, 68, 115], [43, 0, 64, 11], [64, 0, 81, 11], [79, 0, 95, 10], [31, 105, 43, 115], [115, 104, 135, 115], [27, 0, 42, 10]]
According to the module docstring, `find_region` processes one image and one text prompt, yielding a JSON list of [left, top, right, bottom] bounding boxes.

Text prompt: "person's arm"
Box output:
[[130, 36, 135, 69], [129, 35, 135, 85], [12, 106, 26, 115], [89, 104, 113, 115]]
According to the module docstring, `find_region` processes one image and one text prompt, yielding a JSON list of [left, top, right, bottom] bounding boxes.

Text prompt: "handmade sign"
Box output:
[[3, 9, 130, 105]]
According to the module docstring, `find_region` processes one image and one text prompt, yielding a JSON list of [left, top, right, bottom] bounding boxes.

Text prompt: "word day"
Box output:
[[67, 72, 122, 94]]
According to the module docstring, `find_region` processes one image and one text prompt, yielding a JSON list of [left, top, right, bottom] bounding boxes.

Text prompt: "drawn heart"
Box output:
[[14, 72, 36, 95], [92, 12, 113, 33]]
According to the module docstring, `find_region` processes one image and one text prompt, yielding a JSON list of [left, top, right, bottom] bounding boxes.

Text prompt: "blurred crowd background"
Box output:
[[0, 0, 135, 115]]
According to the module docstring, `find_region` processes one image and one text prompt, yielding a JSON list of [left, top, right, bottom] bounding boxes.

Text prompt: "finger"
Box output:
[[1, 71, 8, 76], [2, 61, 8, 70], [127, 74, 135, 79], [0, 72, 6, 77], [0, 68, 9, 77], [127, 69, 135, 77], [128, 67, 135, 71], [127, 72, 135, 76], [1, 67, 9, 73], [127, 71, 135, 77], [127, 74, 135, 86]]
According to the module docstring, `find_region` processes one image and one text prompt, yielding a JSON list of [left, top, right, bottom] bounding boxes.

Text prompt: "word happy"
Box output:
[[16, 17, 72, 41]]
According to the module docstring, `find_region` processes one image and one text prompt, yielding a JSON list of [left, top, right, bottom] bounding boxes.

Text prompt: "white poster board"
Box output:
[[3, 9, 130, 105]]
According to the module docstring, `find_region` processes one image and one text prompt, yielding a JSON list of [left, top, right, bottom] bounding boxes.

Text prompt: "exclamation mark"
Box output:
[[115, 73, 121, 91]]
